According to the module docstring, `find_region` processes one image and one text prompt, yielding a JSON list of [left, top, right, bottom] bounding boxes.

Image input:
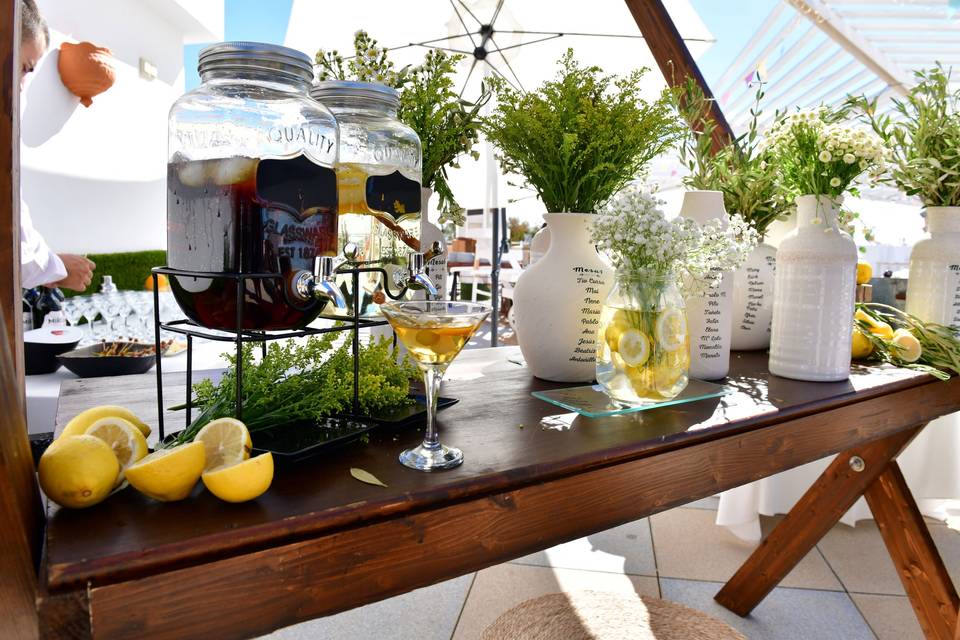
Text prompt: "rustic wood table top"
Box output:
[[40, 348, 960, 639]]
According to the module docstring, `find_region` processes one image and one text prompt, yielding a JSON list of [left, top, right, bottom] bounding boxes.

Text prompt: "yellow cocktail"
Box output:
[[380, 301, 491, 471]]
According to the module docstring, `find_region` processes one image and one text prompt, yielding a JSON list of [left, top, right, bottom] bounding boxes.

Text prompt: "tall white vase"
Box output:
[[731, 242, 776, 351], [419, 187, 448, 299], [680, 191, 733, 380], [906, 206, 960, 328], [769, 195, 857, 381], [512, 213, 612, 382]]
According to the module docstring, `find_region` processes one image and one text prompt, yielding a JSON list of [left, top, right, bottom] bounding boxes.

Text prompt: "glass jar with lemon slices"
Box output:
[[596, 274, 690, 405]]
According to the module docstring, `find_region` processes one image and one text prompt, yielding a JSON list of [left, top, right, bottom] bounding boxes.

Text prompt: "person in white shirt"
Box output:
[[19, 0, 95, 291]]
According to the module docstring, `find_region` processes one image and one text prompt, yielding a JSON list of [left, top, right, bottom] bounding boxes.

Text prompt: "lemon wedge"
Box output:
[[39, 435, 120, 509], [854, 309, 894, 341], [194, 418, 252, 472], [125, 441, 205, 502], [617, 329, 650, 367], [85, 417, 148, 483], [202, 453, 274, 503], [655, 308, 686, 352], [60, 405, 151, 440], [891, 328, 922, 363]]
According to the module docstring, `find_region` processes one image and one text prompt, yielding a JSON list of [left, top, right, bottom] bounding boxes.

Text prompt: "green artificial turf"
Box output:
[[63, 250, 167, 297]]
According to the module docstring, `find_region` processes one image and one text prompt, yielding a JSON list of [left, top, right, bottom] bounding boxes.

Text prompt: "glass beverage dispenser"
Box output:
[[166, 42, 341, 330], [310, 81, 422, 315]]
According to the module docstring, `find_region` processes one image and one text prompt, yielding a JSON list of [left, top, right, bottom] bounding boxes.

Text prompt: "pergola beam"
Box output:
[[623, 0, 733, 153], [787, 0, 911, 95]]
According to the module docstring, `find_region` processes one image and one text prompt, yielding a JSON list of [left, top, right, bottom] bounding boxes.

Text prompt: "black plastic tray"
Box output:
[[250, 395, 458, 462]]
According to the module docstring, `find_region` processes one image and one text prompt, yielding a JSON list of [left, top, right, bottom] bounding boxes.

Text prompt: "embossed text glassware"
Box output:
[[380, 301, 490, 471], [167, 42, 340, 330], [311, 81, 422, 315]]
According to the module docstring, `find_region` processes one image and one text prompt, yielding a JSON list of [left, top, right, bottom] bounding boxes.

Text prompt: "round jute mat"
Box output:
[[480, 591, 746, 640]]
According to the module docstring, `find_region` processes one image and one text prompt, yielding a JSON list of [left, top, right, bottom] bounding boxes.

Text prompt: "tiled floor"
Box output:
[[267, 502, 960, 640]]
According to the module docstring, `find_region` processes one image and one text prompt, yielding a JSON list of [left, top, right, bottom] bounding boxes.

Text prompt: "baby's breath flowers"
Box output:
[[591, 187, 757, 296], [759, 107, 887, 199]]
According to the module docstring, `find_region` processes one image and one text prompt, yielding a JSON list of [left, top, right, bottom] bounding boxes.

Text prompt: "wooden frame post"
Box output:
[[0, 0, 42, 637], [624, 0, 734, 153]]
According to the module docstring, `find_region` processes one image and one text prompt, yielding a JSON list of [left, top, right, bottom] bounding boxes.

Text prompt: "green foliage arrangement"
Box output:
[[483, 50, 682, 214], [172, 332, 417, 444], [316, 32, 488, 225], [669, 76, 783, 236], [846, 65, 960, 207]]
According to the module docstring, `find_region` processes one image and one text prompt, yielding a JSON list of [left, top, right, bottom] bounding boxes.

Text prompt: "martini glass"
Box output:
[[380, 300, 491, 471]]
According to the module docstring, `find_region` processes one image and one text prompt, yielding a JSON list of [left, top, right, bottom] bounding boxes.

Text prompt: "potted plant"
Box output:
[[848, 65, 960, 328], [760, 107, 887, 381], [316, 32, 488, 297], [590, 188, 754, 404], [671, 78, 783, 354], [483, 50, 681, 382]]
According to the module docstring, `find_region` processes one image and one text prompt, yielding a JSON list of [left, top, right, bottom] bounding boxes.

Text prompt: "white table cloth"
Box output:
[[717, 412, 960, 541], [25, 339, 231, 435]]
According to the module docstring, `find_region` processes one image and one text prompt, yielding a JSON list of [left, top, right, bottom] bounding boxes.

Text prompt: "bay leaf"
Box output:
[[350, 467, 388, 488]]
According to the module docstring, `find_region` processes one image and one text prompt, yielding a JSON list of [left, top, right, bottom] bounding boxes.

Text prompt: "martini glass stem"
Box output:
[[421, 364, 445, 451]]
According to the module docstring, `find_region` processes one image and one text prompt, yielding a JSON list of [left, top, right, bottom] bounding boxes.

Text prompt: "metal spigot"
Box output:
[[290, 256, 347, 309], [408, 251, 439, 298]]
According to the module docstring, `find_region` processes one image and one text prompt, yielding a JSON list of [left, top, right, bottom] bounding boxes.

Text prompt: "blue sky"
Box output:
[[184, 0, 294, 90], [185, 1, 775, 92]]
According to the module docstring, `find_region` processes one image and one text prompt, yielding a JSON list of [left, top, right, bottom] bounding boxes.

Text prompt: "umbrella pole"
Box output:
[[484, 66, 500, 348]]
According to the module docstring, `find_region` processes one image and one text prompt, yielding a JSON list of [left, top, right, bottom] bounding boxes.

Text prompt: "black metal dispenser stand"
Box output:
[[151, 265, 411, 442]]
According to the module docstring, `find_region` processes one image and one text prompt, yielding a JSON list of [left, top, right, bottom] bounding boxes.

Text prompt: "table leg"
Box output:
[[865, 460, 959, 640], [715, 426, 922, 616]]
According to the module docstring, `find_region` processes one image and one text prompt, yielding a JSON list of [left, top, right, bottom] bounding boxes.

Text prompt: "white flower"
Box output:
[[818, 150, 832, 163], [830, 177, 842, 187]]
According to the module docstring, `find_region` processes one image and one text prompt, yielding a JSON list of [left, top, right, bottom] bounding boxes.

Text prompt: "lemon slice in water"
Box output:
[[617, 330, 650, 367], [655, 308, 686, 352]]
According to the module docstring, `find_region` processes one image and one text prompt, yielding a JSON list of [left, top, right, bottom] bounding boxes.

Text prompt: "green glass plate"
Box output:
[[531, 379, 729, 418]]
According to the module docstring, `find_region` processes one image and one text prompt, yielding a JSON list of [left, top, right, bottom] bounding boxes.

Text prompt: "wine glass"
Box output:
[[380, 300, 490, 471]]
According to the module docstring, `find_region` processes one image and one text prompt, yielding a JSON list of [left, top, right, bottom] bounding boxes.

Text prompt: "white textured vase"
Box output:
[[512, 213, 612, 382], [769, 195, 857, 381], [680, 191, 733, 380], [906, 206, 960, 328], [419, 187, 449, 299], [731, 242, 776, 351]]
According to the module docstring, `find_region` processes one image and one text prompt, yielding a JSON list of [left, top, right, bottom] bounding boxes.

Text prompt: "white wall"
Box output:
[[20, 0, 222, 254]]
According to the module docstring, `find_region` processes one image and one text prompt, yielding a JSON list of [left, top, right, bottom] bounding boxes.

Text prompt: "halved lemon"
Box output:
[[655, 308, 686, 352], [60, 405, 151, 440], [194, 418, 252, 472], [617, 330, 650, 367], [891, 328, 922, 363], [85, 417, 148, 483], [202, 453, 274, 503], [125, 441, 205, 502]]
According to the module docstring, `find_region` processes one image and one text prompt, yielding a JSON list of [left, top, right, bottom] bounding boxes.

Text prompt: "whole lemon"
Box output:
[[856, 261, 873, 285], [39, 435, 120, 509], [851, 328, 874, 359]]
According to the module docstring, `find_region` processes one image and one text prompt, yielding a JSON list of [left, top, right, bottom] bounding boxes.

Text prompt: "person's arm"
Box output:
[[49, 254, 95, 291], [20, 199, 67, 289]]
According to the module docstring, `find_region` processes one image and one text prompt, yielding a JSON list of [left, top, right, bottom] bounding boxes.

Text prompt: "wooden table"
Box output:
[[39, 350, 960, 640]]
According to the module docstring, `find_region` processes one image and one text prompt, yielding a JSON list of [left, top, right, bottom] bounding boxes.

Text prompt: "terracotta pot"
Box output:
[[58, 41, 115, 107]]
